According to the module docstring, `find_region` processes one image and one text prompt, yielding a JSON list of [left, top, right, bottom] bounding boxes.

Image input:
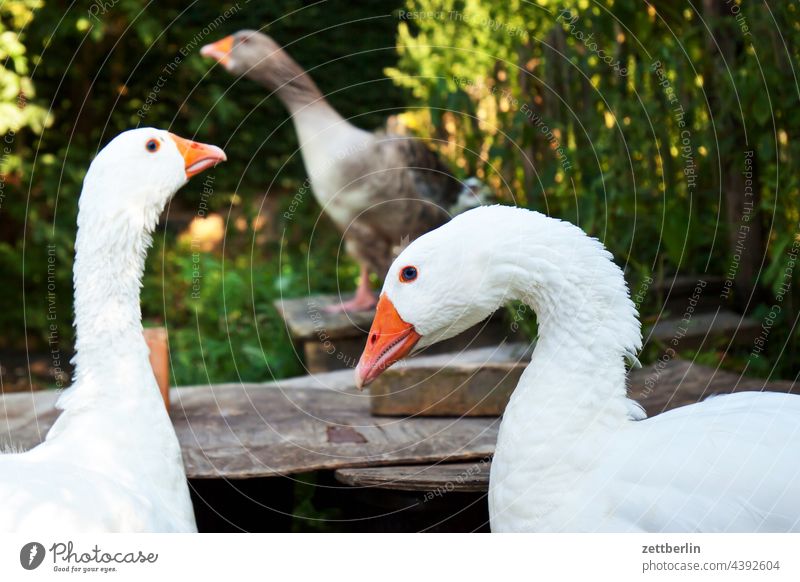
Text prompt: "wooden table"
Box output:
[[1, 366, 500, 531], [2, 355, 793, 531], [0, 368, 499, 480], [3, 356, 793, 484]]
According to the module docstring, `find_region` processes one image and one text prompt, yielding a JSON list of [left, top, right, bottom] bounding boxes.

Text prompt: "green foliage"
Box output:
[[0, 0, 49, 134], [1, 0, 404, 382], [141, 191, 352, 384], [142, 239, 304, 386], [4, 0, 800, 383], [389, 0, 800, 378]]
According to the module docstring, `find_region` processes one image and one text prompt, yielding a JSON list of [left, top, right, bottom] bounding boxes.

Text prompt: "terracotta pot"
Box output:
[[143, 327, 170, 410]]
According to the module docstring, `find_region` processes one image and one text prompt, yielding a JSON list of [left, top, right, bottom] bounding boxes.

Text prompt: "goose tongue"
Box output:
[[354, 294, 421, 390]]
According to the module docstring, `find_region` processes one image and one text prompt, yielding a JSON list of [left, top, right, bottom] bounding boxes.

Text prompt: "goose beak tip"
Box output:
[[354, 294, 420, 389]]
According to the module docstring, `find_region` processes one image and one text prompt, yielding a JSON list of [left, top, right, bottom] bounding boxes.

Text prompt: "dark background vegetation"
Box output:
[[1, 0, 799, 387], [1, 0, 407, 385]]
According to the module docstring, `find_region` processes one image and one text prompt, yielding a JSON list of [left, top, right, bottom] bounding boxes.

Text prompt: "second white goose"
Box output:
[[355, 205, 800, 532]]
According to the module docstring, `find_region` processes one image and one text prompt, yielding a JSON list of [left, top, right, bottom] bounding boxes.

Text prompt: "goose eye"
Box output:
[[399, 265, 418, 283], [145, 139, 160, 153]]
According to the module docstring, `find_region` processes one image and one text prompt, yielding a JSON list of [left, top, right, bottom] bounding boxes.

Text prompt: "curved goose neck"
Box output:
[[486, 213, 640, 420], [243, 43, 376, 168]]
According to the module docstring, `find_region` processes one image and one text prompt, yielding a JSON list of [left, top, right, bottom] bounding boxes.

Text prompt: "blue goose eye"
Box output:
[[145, 139, 160, 153], [400, 265, 418, 283]]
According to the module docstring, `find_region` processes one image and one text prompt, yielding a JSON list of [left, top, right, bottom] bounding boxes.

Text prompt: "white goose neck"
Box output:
[[485, 211, 640, 418], [69, 204, 158, 401]]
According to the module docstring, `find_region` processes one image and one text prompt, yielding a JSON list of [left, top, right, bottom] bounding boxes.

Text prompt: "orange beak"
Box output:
[[168, 133, 227, 179], [200, 36, 234, 67], [354, 294, 421, 390]]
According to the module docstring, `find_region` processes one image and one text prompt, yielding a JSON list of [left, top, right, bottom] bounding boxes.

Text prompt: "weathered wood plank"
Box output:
[[370, 363, 521, 416], [369, 343, 531, 416], [274, 294, 376, 341], [646, 310, 761, 350], [628, 358, 795, 416], [368, 338, 792, 417], [335, 461, 491, 493], [172, 380, 502, 477], [0, 389, 60, 445], [1, 374, 499, 479], [275, 294, 522, 373]]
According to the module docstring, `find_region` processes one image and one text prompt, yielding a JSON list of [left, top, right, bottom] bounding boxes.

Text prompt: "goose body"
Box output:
[[355, 205, 800, 532], [202, 31, 482, 311], [0, 128, 226, 532]]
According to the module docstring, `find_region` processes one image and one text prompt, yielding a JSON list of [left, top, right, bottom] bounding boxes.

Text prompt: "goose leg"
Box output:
[[325, 265, 377, 313]]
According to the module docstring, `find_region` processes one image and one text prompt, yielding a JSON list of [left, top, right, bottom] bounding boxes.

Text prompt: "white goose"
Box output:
[[0, 128, 226, 532], [355, 205, 800, 532]]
